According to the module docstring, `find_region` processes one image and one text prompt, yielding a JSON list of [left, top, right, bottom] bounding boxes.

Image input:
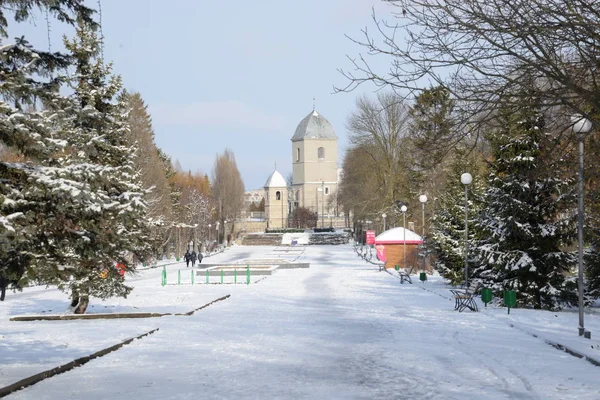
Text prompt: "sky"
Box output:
[[7, 0, 395, 190], [2, 243, 600, 399]]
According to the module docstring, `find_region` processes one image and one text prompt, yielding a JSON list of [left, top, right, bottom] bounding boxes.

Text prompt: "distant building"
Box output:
[[263, 170, 287, 229], [243, 189, 264, 209], [246, 108, 344, 231], [290, 109, 339, 225]]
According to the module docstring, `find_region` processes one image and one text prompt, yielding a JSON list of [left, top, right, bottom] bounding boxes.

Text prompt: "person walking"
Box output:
[[184, 250, 191, 268], [191, 250, 197, 267]]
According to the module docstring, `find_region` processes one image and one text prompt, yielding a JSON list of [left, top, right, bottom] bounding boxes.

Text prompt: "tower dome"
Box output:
[[264, 170, 287, 188], [291, 110, 337, 142]]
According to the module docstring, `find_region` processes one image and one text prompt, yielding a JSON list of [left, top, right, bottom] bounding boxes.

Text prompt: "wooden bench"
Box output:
[[450, 289, 478, 312], [398, 270, 412, 284]]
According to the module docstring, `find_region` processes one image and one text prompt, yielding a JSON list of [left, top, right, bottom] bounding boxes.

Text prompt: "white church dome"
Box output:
[[264, 170, 287, 188], [291, 110, 337, 141]]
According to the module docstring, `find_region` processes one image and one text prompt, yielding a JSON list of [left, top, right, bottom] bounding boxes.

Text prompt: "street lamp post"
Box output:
[[461, 173, 472, 288], [401, 205, 407, 269], [382, 213, 387, 232], [216, 221, 220, 244], [419, 195, 428, 271], [208, 224, 212, 243], [321, 180, 325, 228], [572, 114, 593, 339], [224, 219, 228, 246]]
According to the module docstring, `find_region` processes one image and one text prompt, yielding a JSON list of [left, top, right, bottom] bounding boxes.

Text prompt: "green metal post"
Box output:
[[162, 266, 166, 286], [234, 269, 237, 284], [191, 270, 194, 285], [246, 265, 250, 285], [221, 269, 224, 284], [206, 269, 209, 284], [178, 269, 181, 285]]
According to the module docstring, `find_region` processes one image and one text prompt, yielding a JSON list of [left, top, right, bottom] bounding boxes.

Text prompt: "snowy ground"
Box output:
[[1, 244, 600, 399]]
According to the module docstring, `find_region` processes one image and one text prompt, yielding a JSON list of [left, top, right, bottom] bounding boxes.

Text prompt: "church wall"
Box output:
[[292, 141, 306, 184], [264, 187, 288, 229]]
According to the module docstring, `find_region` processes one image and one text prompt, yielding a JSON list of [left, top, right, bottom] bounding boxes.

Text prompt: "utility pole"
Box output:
[[321, 180, 325, 228]]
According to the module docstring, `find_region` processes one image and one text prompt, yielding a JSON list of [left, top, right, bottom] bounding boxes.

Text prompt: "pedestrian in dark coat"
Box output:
[[184, 250, 191, 268], [191, 251, 197, 267]]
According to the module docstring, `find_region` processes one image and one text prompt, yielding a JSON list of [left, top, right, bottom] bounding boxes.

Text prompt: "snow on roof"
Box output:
[[263, 170, 287, 188], [291, 110, 337, 141], [375, 227, 423, 244]]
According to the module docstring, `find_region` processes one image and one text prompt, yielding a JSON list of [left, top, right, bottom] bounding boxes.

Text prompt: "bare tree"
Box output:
[[211, 149, 245, 241], [346, 92, 415, 217], [337, 0, 600, 135]]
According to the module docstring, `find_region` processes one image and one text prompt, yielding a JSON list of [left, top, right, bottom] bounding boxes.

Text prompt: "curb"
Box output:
[[10, 295, 231, 321], [0, 328, 159, 398], [509, 323, 600, 367]]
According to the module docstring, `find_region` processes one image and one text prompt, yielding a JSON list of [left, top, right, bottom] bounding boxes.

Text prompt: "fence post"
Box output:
[[246, 265, 250, 285], [234, 269, 237, 284], [178, 269, 181, 285], [191, 270, 194, 285], [206, 269, 209, 284], [221, 269, 224, 284], [162, 266, 166, 286]]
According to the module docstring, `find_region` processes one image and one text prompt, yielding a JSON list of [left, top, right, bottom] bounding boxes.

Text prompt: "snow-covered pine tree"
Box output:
[[0, 1, 95, 300], [29, 20, 152, 313], [474, 98, 577, 310], [430, 148, 484, 285]]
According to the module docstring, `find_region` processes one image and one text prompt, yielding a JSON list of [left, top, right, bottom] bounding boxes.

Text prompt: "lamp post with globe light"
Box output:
[[382, 213, 387, 232], [461, 173, 472, 288], [419, 195, 428, 272], [400, 205, 407, 269], [572, 114, 593, 338]]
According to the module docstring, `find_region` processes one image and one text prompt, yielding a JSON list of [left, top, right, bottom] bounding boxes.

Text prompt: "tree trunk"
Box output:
[[73, 295, 89, 314], [0, 276, 6, 301]]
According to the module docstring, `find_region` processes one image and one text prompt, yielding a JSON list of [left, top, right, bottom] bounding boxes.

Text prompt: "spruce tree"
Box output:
[[430, 149, 484, 285], [23, 20, 151, 313], [474, 99, 577, 309], [0, 1, 95, 299]]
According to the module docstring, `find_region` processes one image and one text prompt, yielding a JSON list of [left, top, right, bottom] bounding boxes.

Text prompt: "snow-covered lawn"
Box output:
[[1, 244, 599, 399]]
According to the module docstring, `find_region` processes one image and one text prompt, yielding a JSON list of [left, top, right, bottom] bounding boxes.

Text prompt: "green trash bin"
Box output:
[[503, 290, 517, 314], [481, 288, 492, 307], [419, 272, 427, 282], [394, 265, 400, 271]]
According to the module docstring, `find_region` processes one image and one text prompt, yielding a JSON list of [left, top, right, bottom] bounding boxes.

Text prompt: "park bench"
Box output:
[[450, 289, 478, 312], [399, 270, 412, 284], [396, 266, 414, 284]]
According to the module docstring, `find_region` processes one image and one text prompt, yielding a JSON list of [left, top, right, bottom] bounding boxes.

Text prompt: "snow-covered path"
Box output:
[[3, 245, 600, 399]]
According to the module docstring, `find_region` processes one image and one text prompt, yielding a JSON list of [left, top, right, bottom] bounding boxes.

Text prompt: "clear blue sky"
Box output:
[[9, 0, 392, 190]]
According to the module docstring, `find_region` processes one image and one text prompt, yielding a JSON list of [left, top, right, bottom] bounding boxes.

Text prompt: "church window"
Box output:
[[325, 187, 330, 195], [318, 147, 325, 159], [276, 191, 281, 200], [296, 148, 300, 162], [295, 191, 299, 201]]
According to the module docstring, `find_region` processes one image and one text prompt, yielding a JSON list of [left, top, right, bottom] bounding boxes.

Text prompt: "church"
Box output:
[[261, 109, 341, 229]]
